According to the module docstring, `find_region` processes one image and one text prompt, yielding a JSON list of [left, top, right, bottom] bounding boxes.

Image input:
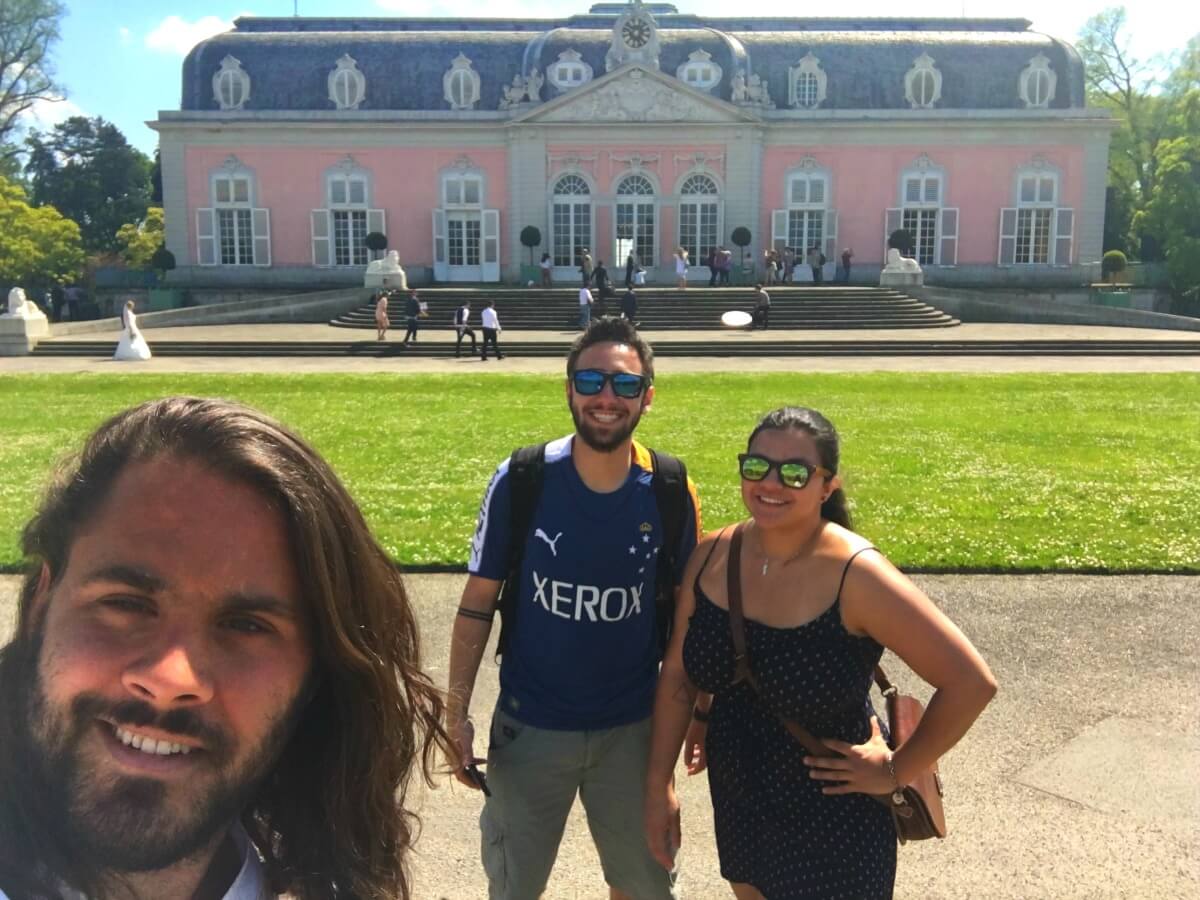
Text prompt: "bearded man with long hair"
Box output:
[[0, 397, 451, 900]]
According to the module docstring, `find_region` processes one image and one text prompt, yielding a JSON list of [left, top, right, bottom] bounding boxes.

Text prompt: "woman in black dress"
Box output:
[[644, 407, 997, 899]]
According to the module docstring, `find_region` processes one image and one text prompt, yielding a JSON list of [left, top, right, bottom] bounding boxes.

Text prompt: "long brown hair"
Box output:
[[0, 396, 451, 900]]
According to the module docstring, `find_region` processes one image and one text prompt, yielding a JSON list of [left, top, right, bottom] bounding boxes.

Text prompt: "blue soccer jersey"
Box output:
[[469, 435, 701, 730]]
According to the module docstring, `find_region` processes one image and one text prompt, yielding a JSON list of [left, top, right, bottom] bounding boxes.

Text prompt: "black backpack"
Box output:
[[494, 442, 691, 659]]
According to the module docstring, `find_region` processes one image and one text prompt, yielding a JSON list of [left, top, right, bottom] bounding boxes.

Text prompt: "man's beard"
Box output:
[[24, 667, 309, 873], [570, 400, 644, 453]]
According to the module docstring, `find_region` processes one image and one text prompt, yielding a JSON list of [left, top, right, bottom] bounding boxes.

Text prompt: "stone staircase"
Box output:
[[329, 286, 959, 331]]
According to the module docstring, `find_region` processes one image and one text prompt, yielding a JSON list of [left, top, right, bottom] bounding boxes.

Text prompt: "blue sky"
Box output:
[[24, 1, 1198, 156]]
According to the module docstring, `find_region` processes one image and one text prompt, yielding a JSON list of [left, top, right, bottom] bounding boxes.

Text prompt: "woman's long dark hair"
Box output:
[[0, 397, 452, 900], [748, 406, 853, 529]]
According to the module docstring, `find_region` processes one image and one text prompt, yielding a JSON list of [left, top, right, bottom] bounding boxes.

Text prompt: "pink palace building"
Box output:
[[152, 2, 1115, 290]]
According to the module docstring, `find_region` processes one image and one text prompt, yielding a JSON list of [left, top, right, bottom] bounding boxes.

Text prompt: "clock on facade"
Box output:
[[622, 17, 651, 49]]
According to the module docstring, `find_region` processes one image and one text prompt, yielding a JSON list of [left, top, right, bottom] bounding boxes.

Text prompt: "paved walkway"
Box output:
[[3, 573, 1197, 899], [5, 321, 1200, 374]]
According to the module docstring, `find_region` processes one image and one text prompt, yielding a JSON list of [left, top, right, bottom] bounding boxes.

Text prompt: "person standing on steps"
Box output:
[[455, 299, 478, 358], [403, 289, 421, 345], [481, 299, 503, 361], [374, 291, 389, 341], [579, 283, 595, 330], [841, 248, 854, 283]]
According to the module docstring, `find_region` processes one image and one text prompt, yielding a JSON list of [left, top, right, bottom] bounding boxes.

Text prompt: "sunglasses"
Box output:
[[738, 453, 832, 489], [571, 369, 651, 399]]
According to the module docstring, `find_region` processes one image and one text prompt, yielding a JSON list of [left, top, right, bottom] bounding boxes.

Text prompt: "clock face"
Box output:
[[622, 17, 651, 49]]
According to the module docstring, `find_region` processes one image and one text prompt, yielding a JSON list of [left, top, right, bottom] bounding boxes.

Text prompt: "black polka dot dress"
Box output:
[[682, 564, 897, 898]]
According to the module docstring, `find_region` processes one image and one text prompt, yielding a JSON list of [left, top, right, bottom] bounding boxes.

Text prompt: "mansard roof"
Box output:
[[179, 8, 1086, 114]]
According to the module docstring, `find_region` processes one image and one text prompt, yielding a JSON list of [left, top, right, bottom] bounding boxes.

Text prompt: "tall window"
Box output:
[[678, 174, 719, 263], [786, 173, 827, 255], [1015, 173, 1056, 264], [616, 174, 655, 267], [552, 174, 591, 267], [214, 174, 254, 265], [329, 173, 369, 266], [901, 172, 942, 266]]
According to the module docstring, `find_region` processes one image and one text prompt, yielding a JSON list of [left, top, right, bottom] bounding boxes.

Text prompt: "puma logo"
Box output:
[[534, 528, 563, 557]]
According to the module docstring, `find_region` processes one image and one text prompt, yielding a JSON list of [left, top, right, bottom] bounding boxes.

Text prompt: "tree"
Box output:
[[115, 206, 164, 268], [520, 225, 541, 264], [364, 230, 387, 260], [0, 1, 65, 161], [24, 116, 152, 252], [0, 173, 83, 290], [730, 226, 751, 266], [888, 228, 915, 255], [1140, 92, 1200, 301]]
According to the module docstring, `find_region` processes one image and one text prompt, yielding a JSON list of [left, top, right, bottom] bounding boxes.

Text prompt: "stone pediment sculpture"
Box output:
[[364, 251, 408, 289], [1, 287, 49, 356], [499, 69, 544, 109], [530, 66, 748, 124], [879, 248, 924, 287], [732, 70, 775, 109]]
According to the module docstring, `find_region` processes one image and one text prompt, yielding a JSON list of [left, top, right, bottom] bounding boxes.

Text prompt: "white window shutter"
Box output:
[[482, 209, 500, 282], [196, 208, 217, 266], [824, 209, 838, 265], [251, 208, 271, 267], [998, 208, 1018, 266], [884, 208, 903, 259], [367, 208, 386, 240], [311, 209, 332, 267], [938, 208, 959, 266], [1053, 208, 1074, 266], [432, 209, 448, 281], [771, 209, 788, 250]]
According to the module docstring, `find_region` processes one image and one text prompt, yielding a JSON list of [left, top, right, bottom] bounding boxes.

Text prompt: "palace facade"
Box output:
[[152, 3, 1115, 288]]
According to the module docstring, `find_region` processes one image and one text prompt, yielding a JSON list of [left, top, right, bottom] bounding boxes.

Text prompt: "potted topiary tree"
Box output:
[[147, 245, 181, 310], [365, 231, 388, 261], [519, 226, 542, 285], [730, 226, 752, 283], [1096, 249, 1131, 307]]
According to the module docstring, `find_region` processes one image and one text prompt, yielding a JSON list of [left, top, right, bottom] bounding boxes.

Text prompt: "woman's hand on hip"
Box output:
[[804, 716, 896, 796]]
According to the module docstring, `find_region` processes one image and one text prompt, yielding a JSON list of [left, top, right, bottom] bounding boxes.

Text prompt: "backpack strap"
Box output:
[[650, 448, 689, 654], [495, 443, 546, 658]]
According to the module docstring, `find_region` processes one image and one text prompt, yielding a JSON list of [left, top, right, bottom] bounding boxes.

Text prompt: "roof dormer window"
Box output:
[[789, 52, 827, 109], [548, 50, 594, 92], [904, 53, 942, 109], [213, 56, 250, 110], [677, 50, 721, 92], [444, 53, 481, 110], [1019, 54, 1057, 109], [328, 55, 366, 110]]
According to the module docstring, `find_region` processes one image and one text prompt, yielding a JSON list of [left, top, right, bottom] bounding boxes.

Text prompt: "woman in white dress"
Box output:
[[674, 246, 689, 290], [114, 300, 152, 361]]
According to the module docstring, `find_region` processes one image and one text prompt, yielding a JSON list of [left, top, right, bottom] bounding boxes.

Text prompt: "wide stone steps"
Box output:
[[330, 287, 961, 330], [31, 339, 1200, 358]]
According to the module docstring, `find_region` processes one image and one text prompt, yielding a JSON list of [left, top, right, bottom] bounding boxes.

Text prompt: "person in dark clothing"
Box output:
[[841, 248, 854, 283], [455, 300, 478, 357], [707, 247, 719, 287], [50, 285, 66, 322], [403, 290, 421, 344], [752, 283, 771, 330], [593, 260, 613, 302], [621, 287, 638, 324], [625, 251, 638, 288], [480, 299, 503, 360]]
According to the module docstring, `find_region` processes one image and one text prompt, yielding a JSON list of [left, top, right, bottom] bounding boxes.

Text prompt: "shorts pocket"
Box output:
[[488, 706, 527, 753]]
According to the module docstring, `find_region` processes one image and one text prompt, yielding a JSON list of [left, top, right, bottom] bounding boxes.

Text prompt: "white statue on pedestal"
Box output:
[[4, 287, 47, 321], [364, 250, 408, 290], [879, 248, 924, 287]]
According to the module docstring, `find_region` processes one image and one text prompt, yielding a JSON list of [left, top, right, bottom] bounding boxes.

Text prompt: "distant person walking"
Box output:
[[807, 245, 825, 284], [752, 282, 771, 330], [719, 247, 733, 286], [113, 300, 152, 361], [626, 251, 639, 288], [480, 298, 503, 360], [674, 246, 690, 289], [455, 300, 479, 358], [783, 247, 796, 283], [579, 248, 594, 287], [707, 247, 719, 287], [841, 248, 854, 283], [594, 259, 614, 302], [621, 286, 639, 324], [403, 289, 421, 345], [374, 291, 389, 341], [578, 283, 594, 329], [540, 252, 553, 288]]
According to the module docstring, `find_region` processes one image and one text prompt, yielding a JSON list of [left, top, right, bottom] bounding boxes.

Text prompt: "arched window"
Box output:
[[788, 53, 827, 109], [676, 50, 722, 92], [1019, 54, 1057, 109], [328, 55, 366, 110], [547, 50, 593, 92], [212, 56, 250, 110], [444, 54, 480, 110], [616, 174, 656, 267], [551, 174, 592, 267], [905, 54, 942, 109], [677, 173, 720, 265]]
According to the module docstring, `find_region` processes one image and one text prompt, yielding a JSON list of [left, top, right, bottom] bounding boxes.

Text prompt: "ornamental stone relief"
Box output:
[[540, 69, 719, 123]]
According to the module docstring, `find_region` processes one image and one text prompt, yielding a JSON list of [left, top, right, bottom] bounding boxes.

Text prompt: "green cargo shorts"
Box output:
[[480, 703, 678, 900]]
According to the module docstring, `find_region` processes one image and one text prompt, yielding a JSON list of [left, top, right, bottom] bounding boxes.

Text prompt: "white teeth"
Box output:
[[113, 726, 193, 757]]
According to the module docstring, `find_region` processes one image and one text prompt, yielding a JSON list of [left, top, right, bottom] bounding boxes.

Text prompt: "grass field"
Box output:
[[0, 372, 1197, 572]]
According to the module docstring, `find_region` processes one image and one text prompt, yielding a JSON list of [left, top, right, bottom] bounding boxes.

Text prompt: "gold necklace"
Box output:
[[752, 521, 822, 576]]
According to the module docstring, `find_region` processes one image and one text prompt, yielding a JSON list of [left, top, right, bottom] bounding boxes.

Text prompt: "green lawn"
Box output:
[[1, 373, 1197, 572]]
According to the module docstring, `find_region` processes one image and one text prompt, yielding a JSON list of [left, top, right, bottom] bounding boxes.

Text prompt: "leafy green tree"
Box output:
[[24, 116, 152, 252], [0, 1, 65, 160], [1140, 92, 1200, 300], [0, 173, 83, 289], [115, 206, 164, 268]]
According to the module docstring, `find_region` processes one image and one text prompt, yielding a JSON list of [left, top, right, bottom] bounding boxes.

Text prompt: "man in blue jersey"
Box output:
[[448, 317, 701, 900]]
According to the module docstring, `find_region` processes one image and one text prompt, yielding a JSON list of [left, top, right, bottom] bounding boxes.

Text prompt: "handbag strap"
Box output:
[[727, 522, 828, 758]]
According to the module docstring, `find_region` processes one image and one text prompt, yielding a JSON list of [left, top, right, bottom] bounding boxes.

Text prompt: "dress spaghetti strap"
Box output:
[[692, 525, 731, 595], [836, 546, 879, 602]]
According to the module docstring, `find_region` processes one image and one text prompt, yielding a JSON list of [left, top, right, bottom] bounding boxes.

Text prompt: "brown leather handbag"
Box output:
[[725, 522, 947, 843]]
